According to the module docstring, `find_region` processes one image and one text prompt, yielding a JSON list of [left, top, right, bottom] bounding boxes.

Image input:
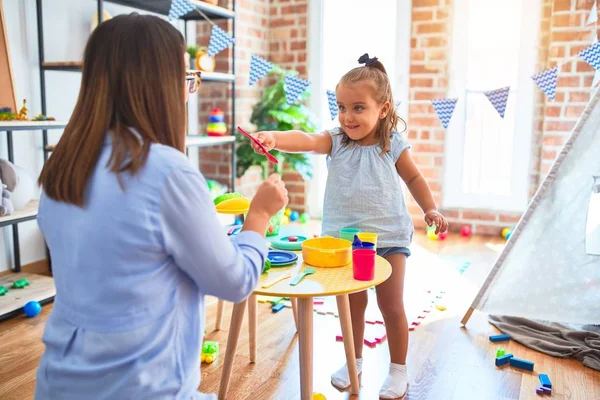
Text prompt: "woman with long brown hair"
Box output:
[[35, 14, 287, 399]]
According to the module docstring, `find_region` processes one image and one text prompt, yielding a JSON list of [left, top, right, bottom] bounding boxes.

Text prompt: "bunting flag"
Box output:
[[249, 55, 273, 86], [483, 86, 510, 118], [208, 25, 235, 57], [579, 41, 600, 70], [326, 90, 338, 120], [431, 98, 458, 129], [531, 66, 558, 101], [284, 75, 310, 105], [588, 1, 598, 25], [168, 0, 195, 20]]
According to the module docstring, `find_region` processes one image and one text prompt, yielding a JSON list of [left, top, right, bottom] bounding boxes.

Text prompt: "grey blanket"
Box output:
[[488, 315, 600, 371]]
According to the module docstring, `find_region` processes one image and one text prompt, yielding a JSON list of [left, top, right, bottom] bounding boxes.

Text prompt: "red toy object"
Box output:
[[438, 231, 448, 240], [237, 126, 278, 164], [352, 249, 376, 281], [288, 236, 298, 242], [461, 225, 472, 237]]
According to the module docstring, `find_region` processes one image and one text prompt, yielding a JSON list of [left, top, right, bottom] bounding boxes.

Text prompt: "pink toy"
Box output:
[[438, 231, 448, 240], [461, 225, 472, 237], [335, 334, 343, 342], [237, 126, 278, 164], [288, 236, 298, 242], [353, 249, 376, 281]]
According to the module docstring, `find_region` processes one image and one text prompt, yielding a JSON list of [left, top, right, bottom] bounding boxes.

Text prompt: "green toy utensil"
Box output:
[[289, 267, 316, 286]]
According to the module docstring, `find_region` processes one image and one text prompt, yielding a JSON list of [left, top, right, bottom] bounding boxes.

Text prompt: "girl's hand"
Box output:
[[250, 131, 277, 155], [424, 210, 448, 235]]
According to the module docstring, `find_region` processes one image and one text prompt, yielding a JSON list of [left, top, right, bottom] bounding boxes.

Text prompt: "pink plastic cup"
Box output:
[[353, 249, 376, 281]]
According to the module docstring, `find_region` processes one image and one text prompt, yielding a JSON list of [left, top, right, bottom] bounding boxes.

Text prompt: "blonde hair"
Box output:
[[336, 55, 406, 154]]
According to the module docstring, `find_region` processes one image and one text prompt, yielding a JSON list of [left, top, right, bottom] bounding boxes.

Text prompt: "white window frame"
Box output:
[[442, 0, 541, 212]]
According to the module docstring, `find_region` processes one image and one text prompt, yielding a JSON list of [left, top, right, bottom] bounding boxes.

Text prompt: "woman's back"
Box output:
[[36, 138, 206, 399]]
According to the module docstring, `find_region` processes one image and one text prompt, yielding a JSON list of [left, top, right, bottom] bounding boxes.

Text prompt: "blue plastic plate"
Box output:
[[267, 250, 298, 266]]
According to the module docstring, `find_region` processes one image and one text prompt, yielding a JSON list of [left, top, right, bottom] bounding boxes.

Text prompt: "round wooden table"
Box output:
[[218, 252, 392, 400]]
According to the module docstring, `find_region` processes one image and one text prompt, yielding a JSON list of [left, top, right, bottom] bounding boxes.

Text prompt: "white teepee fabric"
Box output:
[[463, 88, 600, 325]]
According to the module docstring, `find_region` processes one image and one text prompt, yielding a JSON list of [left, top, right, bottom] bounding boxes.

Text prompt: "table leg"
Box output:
[[218, 299, 247, 400], [215, 299, 225, 331], [291, 297, 299, 331], [297, 297, 314, 400], [336, 294, 360, 394], [248, 294, 257, 363]]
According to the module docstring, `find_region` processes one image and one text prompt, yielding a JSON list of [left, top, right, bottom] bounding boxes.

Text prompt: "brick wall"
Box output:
[[407, 0, 598, 235], [192, 0, 309, 209]]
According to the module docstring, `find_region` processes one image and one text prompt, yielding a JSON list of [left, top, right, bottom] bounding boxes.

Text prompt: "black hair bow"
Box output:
[[358, 53, 378, 66]]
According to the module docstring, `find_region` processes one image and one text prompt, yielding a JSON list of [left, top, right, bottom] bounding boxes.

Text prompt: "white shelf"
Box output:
[[186, 135, 235, 147], [0, 200, 39, 227], [0, 121, 67, 131]]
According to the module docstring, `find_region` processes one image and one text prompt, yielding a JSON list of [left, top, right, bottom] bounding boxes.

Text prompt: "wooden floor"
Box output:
[[1, 233, 599, 400]]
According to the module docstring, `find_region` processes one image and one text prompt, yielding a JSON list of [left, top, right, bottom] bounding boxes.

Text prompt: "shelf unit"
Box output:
[[0, 0, 237, 320]]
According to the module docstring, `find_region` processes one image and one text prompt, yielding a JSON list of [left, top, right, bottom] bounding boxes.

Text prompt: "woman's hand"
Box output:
[[250, 131, 277, 155], [248, 174, 288, 219], [424, 210, 448, 235]]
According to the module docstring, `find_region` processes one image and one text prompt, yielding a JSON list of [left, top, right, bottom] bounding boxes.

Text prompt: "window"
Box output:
[[443, 0, 541, 212], [306, 0, 411, 217]]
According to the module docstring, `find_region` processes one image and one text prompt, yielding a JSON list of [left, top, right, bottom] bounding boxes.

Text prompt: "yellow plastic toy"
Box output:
[[312, 393, 326, 400], [281, 215, 290, 226], [284, 207, 292, 217], [201, 341, 219, 364], [214, 193, 250, 215], [301, 237, 352, 267], [501, 227, 512, 239], [357, 232, 378, 247], [427, 230, 438, 240]]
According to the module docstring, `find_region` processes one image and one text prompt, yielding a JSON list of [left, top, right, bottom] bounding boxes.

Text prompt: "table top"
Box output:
[[254, 251, 392, 298]]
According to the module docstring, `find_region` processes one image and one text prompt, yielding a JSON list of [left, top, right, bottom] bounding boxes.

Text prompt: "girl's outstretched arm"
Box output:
[[252, 130, 332, 155], [395, 149, 449, 234]]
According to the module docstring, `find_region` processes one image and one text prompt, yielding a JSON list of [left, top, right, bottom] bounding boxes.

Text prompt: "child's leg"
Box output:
[[376, 252, 409, 398], [331, 290, 368, 389]]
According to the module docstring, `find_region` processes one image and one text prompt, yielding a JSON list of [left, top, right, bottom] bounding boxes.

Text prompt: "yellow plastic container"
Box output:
[[301, 237, 352, 268], [357, 232, 378, 248], [215, 197, 250, 214]]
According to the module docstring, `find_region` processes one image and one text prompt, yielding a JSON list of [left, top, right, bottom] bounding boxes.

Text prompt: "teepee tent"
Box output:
[[462, 88, 600, 326]]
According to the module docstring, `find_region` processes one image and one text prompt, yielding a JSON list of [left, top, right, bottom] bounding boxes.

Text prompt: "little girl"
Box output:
[[251, 54, 448, 399]]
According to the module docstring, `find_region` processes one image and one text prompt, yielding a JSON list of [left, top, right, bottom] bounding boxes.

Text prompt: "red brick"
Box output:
[[408, 130, 418, 139], [417, 22, 446, 34], [569, 91, 590, 102], [413, 0, 440, 6], [542, 134, 568, 146], [409, 104, 433, 114], [409, 117, 439, 127], [475, 224, 503, 236], [428, 49, 447, 61], [545, 106, 561, 117], [420, 130, 431, 140], [557, 76, 580, 87], [498, 213, 521, 224], [412, 154, 434, 166], [544, 120, 576, 132], [413, 10, 434, 21], [461, 211, 498, 221], [542, 149, 558, 160], [411, 50, 426, 61], [412, 142, 444, 153], [576, 61, 594, 72], [554, 0, 571, 12], [421, 36, 448, 47], [549, 45, 565, 59], [440, 209, 459, 219], [552, 13, 579, 26], [551, 30, 590, 43], [435, 8, 449, 20], [565, 105, 586, 117], [414, 91, 446, 101], [291, 41, 305, 51]]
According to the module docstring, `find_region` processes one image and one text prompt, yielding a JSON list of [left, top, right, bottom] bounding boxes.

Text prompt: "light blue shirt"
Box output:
[[322, 128, 414, 248], [34, 135, 267, 399]]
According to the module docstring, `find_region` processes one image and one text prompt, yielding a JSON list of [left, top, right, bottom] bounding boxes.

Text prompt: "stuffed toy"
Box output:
[[0, 159, 17, 216]]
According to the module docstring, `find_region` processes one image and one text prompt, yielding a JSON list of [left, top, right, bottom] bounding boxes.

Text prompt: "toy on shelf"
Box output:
[[0, 100, 55, 122], [24, 300, 42, 317], [12, 278, 30, 289], [201, 341, 219, 363], [461, 225, 472, 237], [0, 285, 7, 296], [195, 46, 216, 72], [207, 179, 225, 198], [284, 208, 292, 217], [299, 212, 310, 223], [207, 108, 227, 136], [0, 159, 17, 216], [289, 210, 299, 221], [16, 99, 28, 120], [281, 215, 290, 226]]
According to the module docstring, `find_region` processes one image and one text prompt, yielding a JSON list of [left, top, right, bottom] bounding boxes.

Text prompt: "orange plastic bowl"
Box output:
[[301, 237, 352, 267]]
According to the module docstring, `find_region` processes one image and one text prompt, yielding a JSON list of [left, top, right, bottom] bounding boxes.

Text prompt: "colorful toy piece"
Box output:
[[438, 231, 448, 240], [285, 208, 292, 217], [501, 227, 512, 239], [289, 210, 300, 221], [496, 348, 506, 357], [299, 212, 310, 223], [272, 303, 286, 313], [201, 341, 219, 363], [427, 230, 438, 240], [214, 192, 250, 215], [12, 278, 30, 289], [312, 392, 327, 400], [206, 108, 227, 136], [495, 353, 513, 367], [489, 333, 511, 342], [262, 258, 271, 273], [461, 225, 472, 237], [0, 285, 7, 296], [539, 373, 552, 389], [281, 215, 290, 226], [24, 301, 42, 317], [509, 357, 534, 371], [536, 386, 544, 395]]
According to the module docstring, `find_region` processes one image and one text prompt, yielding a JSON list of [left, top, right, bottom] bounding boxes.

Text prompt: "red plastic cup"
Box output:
[[353, 249, 376, 281]]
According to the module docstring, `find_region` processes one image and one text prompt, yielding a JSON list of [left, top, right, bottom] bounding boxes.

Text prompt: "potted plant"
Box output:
[[236, 68, 317, 181], [186, 45, 200, 69]]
